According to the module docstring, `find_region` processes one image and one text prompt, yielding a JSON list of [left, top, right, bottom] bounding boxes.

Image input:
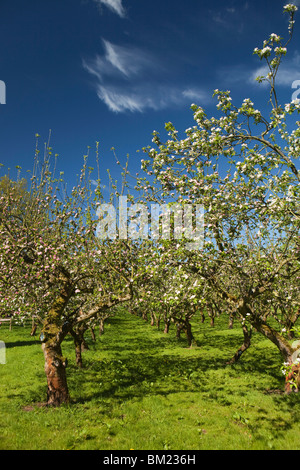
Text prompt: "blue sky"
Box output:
[[0, 0, 300, 192]]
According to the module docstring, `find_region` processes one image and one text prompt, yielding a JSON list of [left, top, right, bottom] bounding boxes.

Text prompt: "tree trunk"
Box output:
[[69, 323, 90, 368], [142, 312, 148, 321], [185, 321, 194, 348], [30, 323, 37, 336], [176, 323, 183, 339], [75, 344, 83, 368], [164, 318, 170, 333], [253, 318, 293, 362], [176, 320, 194, 347], [99, 318, 105, 336], [42, 340, 69, 406], [40, 272, 74, 406], [251, 318, 300, 394], [226, 324, 252, 365], [90, 327, 96, 341]]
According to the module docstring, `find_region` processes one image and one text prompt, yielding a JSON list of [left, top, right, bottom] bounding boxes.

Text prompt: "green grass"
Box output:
[[1, 311, 300, 450]]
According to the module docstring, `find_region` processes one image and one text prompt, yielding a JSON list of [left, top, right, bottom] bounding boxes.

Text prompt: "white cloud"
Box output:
[[93, 0, 126, 17], [182, 88, 208, 102], [83, 39, 210, 113], [97, 86, 145, 113], [94, 84, 210, 113], [103, 40, 129, 76], [103, 40, 154, 78], [82, 39, 155, 81]]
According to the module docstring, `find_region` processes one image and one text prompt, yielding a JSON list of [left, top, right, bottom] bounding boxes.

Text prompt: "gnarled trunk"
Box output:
[[176, 320, 194, 347], [252, 318, 293, 362], [40, 272, 74, 406], [42, 340, 69, 406], [252, 318, 299, 394], [226, 324, 252, 365], [185, 321, 194, 348]]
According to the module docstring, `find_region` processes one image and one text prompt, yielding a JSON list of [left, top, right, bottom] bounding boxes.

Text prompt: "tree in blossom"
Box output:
[[0, 142, 135, 406], [138, 3, 300, 392]]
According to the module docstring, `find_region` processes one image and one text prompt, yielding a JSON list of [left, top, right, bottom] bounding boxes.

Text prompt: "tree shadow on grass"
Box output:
[[65, 320, 288, 412], [66, 314, 284, 399], [67, 345, 275, 408], [5, 340, 41, 348], [68, 353, 214, 400]]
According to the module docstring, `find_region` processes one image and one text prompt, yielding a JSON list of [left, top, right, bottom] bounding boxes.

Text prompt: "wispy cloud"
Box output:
[[97, 85, 147, 113], [83, 39, 210, 113], [83, 39, 155, 80], [93, 0, 126, 17], [182, 88, 208, 102], [95, 84, 209, 113]]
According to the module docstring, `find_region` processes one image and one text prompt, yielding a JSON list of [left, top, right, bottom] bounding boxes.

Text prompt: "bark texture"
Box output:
[[42, 341, 69, 406]]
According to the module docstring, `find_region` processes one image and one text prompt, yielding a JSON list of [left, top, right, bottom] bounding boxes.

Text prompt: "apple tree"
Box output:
[[138, 3, 300, 392]]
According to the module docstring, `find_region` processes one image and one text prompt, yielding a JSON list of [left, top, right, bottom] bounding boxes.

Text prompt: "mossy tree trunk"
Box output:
[[41, 276, 74, 407], [42, 338, 70, 406]]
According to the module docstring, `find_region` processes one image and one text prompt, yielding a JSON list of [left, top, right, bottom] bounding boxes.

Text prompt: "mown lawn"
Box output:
[[1, 310, 300, 450]]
